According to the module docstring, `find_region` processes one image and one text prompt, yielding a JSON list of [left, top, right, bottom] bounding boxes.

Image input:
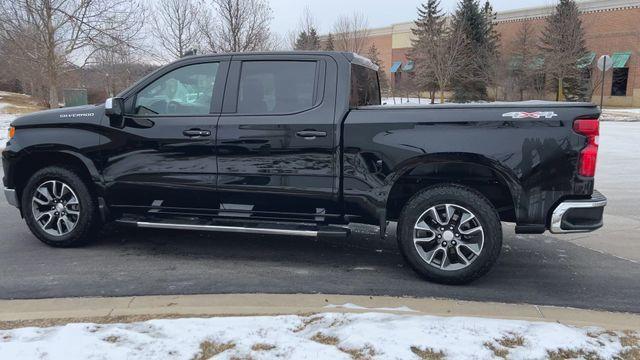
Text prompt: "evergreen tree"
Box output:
[[295, 31, 309, 50], [307, 28, 321, 50], [482, 1, 500, 58], [481, 1, 501, 99], [413, 0, 446, 41], [324, 33, 335, 51], [294, 27, 321, 50], [450, 0, 491, 102], [366, 43, 389, 95], [540, 0, 589, 101], [410, 0, 445, 103]]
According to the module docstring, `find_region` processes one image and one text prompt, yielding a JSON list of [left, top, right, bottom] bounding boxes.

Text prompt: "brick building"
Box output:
[[361, 0, 640, 106]]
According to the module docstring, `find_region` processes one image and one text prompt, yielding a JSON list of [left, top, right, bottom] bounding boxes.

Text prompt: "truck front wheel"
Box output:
[[397, 184, 502, 285], [22, 166, 101, 247]]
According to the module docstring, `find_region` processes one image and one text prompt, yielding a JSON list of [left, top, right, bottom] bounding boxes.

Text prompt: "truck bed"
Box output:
[[362, 100, 597, 110], [342, 101, 600, 230]]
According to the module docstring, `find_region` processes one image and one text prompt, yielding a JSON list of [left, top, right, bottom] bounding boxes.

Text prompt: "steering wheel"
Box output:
[[167, 101, 181, 114]]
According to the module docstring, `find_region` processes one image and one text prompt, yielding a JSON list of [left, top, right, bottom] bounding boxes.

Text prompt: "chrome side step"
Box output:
[[135, 221, 319, 237]]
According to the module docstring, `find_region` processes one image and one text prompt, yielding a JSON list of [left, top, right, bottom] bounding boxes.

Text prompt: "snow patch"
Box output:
[[0, 312, 633, 360], [601, 108, 640, 122], [0, 113, 16, 147], [324, 303, 418, 313], [382, 97, 440, 106], [0, 93, 23, 146]]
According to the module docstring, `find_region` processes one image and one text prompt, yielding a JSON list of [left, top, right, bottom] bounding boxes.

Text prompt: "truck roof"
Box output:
[[171, 51, 379, 70], [117, 51, 379, 99]]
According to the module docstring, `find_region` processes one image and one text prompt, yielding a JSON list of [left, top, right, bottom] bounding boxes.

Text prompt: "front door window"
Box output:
[[134, 62, 219, 115]]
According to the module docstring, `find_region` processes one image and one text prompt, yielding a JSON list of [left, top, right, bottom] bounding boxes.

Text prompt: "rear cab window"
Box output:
[[350, 64, 381, 107]]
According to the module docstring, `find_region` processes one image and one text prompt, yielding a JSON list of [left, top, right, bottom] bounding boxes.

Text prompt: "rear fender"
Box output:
[[383, 153, 522, 220]]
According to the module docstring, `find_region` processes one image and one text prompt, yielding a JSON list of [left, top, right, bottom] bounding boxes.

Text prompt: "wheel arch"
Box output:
[[384, 154, 522, 223], [10, 148, 101, 206]]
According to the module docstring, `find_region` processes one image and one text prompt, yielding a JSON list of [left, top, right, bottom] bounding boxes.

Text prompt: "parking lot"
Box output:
[[0, 122, 638, 313]]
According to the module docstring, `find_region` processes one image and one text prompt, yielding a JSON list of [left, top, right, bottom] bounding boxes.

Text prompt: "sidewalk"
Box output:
[[2, 293, 639, 330]]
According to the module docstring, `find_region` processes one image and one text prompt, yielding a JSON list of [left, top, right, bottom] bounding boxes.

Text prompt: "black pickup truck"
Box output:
[[2, 51, 606, 284]]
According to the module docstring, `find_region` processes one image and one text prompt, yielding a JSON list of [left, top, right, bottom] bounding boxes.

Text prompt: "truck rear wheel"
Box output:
[[397, 184, 502, 285], [22, 166, 100, 247]]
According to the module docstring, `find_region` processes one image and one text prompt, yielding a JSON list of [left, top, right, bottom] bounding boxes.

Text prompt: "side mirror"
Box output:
[[105, 97, 124, 116], [105, 97, 125, 128]]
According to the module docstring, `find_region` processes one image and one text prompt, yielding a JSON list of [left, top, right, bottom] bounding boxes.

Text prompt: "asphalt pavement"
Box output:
[[0, 122, 638, 313]]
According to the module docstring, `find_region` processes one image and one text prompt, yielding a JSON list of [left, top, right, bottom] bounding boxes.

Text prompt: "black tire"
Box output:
[[397, 184, 502, 285], [22, 166, 100, 247]]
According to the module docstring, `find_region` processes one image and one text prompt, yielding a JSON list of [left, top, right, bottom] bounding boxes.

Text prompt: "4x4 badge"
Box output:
[[502, 111, 558, 119]]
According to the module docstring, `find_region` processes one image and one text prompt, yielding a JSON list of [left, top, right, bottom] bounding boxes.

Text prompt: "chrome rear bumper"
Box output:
[[550, 191, 607, 234]]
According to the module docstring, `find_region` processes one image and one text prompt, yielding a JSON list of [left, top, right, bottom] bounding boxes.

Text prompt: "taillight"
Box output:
[[573, 119, 599, 177]]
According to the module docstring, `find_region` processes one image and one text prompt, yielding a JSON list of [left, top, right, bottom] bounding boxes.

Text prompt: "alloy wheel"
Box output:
[[31, 180, 81, 236], [413, 203, 484, 271]]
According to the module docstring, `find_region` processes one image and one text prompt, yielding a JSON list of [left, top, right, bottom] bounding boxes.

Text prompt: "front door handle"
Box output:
[[296, 130, 327, 139], [183, 129, 211, 137]]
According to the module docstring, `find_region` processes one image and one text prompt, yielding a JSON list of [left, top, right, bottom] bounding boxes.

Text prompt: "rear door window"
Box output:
[[237, 61, 317, 114]]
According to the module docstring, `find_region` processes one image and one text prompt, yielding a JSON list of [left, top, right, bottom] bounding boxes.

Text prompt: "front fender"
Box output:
[[3, 126, 102, 190]]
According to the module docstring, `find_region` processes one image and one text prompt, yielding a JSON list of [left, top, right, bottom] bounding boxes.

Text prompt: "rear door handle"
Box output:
[[183, 129, 211, 137], [296, 130, 327, 139]]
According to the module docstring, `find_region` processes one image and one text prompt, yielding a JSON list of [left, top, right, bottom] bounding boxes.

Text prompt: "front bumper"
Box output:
[[4, 187, 18, 208], [550, 190, 607, 234]]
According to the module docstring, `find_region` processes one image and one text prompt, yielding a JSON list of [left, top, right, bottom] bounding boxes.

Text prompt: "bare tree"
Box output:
[[0, 0, 144, 107], [291, 6, 321, 50], [152, 0, 202, 60], [93, 37, 140, 98], [509, 21, 542, 101], [584, 66, 602, 101], [298, 6, 318, 38], [366, 43, 389, 96], [201, 0, 273, 53], [332, 12, 370, 54], [88, 12, 151, 101], [0, 28, 48, 100], [414, 25, 468, 104]]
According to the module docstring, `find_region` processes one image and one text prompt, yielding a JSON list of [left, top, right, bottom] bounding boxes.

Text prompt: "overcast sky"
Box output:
[[269, 0, 564, 35]]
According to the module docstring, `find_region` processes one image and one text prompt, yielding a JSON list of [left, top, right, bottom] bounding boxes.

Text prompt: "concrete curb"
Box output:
[[1, 294, 639, 330]]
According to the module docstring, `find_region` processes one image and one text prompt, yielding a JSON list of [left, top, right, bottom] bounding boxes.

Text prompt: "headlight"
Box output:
[[8, 126, 15, 140]]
